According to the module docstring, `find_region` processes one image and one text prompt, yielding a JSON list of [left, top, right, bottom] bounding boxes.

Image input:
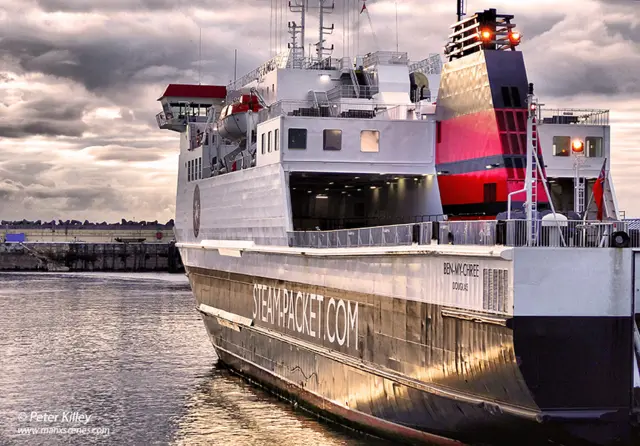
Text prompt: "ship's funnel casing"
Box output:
[[435, 49, 549, 217]]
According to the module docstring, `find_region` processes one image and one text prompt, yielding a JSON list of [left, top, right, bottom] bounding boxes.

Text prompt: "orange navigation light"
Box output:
[[572, 139, 585, 153], [480, 29, 492, 41], [509, 30, 522, 44]]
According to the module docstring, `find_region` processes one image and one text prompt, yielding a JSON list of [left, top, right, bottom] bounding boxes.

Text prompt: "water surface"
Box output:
[[0, 272, 384, 445]]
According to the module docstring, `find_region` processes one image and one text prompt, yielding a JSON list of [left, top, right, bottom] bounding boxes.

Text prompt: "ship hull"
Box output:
[[187, 265, 636, 446]]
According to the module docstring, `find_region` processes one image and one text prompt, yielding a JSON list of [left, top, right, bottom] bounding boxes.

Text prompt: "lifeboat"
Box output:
[[218, 94, 263, 141]]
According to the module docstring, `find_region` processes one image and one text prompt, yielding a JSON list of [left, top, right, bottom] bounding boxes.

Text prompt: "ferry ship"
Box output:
[[156, 2, 640, 444]]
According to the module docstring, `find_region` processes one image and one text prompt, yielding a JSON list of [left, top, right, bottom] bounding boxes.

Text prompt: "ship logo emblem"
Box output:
[[193, 184, 201, 238]]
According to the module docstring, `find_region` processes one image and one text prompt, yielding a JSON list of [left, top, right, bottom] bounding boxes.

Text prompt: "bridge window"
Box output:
[[275, 129, 279, 151], [553, 136, 570, 156], [586, 137, 603, 157], [288, 128, 307, 150], [268, 131, 272, 153], [261, 133, 266, 154], [360, 130, 379, 152], [323, 129, 342, 151]]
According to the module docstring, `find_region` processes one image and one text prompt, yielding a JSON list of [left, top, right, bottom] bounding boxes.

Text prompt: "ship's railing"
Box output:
[[540, 108, 610, 126], [293, 215, 444, 231], [258, 100, 425, 122], [409, 54, 443, 75], [288, 222, 433, 248], [227, 52, 342, 91], [286, 219, 640, 249], [439, 219, 637, 248], [363, 51, 409, 67], [327, 85, 379, 100], [227, 51, 291, 91]]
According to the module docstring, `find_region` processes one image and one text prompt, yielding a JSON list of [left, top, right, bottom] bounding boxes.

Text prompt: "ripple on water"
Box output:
[[0, 272, 387, 446]]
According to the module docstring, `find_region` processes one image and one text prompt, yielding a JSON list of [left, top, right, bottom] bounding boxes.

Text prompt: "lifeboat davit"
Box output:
[[218, 94, 263, 141]]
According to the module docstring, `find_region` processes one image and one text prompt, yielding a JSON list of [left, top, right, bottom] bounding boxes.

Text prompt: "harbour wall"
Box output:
[[0, 242, 184, 273], [0, 227, 174, 243]]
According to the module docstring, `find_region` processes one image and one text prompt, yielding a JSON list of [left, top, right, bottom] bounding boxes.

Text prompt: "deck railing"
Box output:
[[288, 222, 433, 248], [259, 100, 428, 122], [287, 219, 640, 249], [540, 108, 609, 126], [327, 85, 379, 100]]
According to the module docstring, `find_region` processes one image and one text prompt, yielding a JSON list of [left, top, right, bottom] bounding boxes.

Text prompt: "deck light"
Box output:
[[509, 31, 521, 45], [572, 139, 584, 153]]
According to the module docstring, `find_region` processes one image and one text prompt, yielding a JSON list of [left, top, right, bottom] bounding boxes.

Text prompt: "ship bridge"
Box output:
[[156, 84, 226, 132]]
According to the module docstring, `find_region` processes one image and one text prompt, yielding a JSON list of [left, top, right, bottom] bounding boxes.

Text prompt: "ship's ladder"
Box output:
[[576, 177, 586, 214], [310, 90, 334, 116], [349, 69, 361, 98], [530, 115, 539, 243]]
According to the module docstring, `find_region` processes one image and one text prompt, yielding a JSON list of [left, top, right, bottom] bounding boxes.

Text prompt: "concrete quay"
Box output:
[[0, 224, 184, 272]]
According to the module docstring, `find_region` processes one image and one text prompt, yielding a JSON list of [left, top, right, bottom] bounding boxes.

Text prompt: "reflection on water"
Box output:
[[173, 368, 388, 446], [0, 272, 386, 446]]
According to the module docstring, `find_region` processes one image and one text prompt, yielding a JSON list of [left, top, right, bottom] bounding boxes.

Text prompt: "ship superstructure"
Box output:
[[157, 2, 639, 445]]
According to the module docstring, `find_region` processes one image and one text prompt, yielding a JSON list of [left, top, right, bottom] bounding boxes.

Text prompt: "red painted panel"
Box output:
[[160, 84, 227, 100], [436, 106, 549, 215], [437, 169, 549, 206], [436, 109, 502, 164]]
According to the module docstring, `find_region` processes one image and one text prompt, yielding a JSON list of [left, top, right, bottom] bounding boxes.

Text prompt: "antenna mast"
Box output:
[[457, 0, 465, 21], [288, 1, 306, 68], [316, 0, 335, 61]]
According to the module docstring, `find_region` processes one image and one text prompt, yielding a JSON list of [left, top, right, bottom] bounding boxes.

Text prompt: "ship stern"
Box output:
[[512, 247, 639, 445]]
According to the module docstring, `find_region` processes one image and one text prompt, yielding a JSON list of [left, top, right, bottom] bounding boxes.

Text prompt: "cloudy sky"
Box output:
[[0, 0, 638, 222]]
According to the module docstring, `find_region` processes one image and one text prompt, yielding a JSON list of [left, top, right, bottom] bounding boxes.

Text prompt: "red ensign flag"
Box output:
[[593, 158, 607, 221]]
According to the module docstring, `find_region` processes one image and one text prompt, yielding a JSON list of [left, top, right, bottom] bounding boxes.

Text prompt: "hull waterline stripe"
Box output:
[[200, 312, 541, 422]]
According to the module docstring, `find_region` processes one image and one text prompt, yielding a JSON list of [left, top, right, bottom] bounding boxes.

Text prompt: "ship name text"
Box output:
[[443, 262, 480, 293], [252, 284, 358, 350], [443, 262, 480, 277]]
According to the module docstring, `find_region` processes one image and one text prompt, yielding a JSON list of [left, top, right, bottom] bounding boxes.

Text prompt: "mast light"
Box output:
[[572, 139, 585, 153], [509, 30, 522, 46]]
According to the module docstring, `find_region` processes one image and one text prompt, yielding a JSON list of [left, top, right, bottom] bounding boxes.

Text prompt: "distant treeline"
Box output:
[[1, 219, 175, 230]]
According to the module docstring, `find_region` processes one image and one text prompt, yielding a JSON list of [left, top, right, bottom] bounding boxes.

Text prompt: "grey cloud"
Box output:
[[1, 1, 267, 94], [86, 146, 166, 163], [604, 19, 640, 43], [0, 121, 87, 138], [34, 0, 214, 12], [0, 91, 94, 138], [5, 38, 196, 92], [517, 13, 567, 40]]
